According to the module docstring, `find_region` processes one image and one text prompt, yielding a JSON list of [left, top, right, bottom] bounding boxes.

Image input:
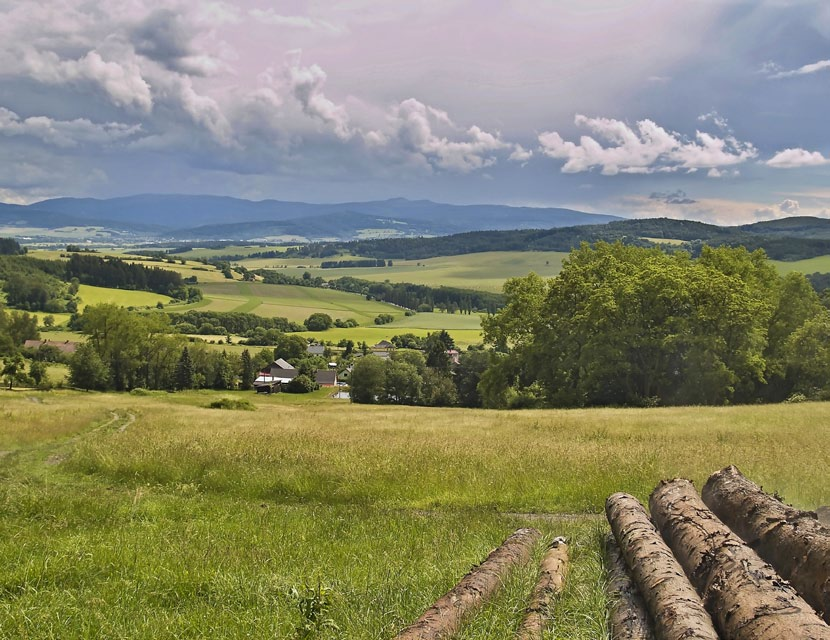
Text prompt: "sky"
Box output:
[[1, 0, 830, 225]]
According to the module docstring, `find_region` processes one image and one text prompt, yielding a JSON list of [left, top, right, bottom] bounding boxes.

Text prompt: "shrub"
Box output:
[[285, 374, 319, 394], [208, 397, 256, 410]]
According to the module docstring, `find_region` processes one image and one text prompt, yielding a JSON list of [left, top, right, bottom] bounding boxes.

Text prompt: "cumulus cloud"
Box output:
[[779, 198, 800, 214], [130, 8, 225, 76], [508, 145, 533, 164], [649, 189, 696, 204], [768, 59, 830, 79], [389, 98, 516, 173], [285, 51, 353, 140], [19, 47, 154, 113], [0, 107, 141, 148], [754, 199, 801, 220], [767, 148, 829, 168], [538, 114, 757, 175]]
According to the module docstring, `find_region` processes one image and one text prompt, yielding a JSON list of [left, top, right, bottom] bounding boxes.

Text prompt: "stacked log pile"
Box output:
[[605, 466, 830, 640]]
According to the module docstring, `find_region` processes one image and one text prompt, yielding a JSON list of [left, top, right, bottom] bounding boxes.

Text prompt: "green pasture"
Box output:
[[295, 312, 483, 347], [77, 284, 172, 309], [0, 391, 828, 638], [168, 281, 406, 325], [771, 255, 830, 275], [240, 251, 570, 292]]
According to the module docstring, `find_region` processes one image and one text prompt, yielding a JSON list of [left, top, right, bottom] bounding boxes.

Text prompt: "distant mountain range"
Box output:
[[0, 194, 622, 242]]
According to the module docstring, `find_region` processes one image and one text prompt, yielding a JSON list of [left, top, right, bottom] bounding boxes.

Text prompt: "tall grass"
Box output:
[[1, 390, 829, 638], [68, 397, 830, 511]]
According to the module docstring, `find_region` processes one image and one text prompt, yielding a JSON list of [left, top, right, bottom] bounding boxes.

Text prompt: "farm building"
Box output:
[[253, 359, 298, 393], [306, 344, 326, 356], [314, 370, 337, 387]]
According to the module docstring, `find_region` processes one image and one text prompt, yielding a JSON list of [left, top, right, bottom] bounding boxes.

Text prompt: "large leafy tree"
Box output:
[[349, 356, 386, 404], [482, 242, 826, 407]]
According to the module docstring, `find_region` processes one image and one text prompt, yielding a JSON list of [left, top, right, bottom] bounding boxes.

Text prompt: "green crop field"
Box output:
[[240, 251, 570, 292], [0, 390, 827, 638]]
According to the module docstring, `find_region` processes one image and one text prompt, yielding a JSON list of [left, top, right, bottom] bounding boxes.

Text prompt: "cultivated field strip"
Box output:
[[606, 468, 830, 640]]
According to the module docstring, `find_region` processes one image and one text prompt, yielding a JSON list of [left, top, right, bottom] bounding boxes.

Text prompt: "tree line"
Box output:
[[66, 303, 325, 392], [282, 218, 830, 263], [65, 253, 201, 301], [478, 242, 830, 408]]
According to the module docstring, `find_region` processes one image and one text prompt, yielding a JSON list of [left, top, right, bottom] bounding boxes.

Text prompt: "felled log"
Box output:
[[394, 527, 541, 640], [514, 536, 569, 640], [604, 532, 656, 640], [702, 465, 830, 622], [606, 492, 718, 640], [650, 478, 830, 640]]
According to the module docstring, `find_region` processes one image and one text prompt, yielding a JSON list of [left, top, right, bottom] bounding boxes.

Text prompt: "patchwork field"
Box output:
[[239, 251, 570, 292], [0, 390, 827, 638]]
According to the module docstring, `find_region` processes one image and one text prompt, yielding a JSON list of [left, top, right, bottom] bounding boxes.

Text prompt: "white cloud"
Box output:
[[0, 107, 141, 148], [538, 114, 757, 175], [697, 110, 729, 131], [779, 198, 800, 214], [508, 145, 533, 164], [766, 148, 829, 168], [769, 59, 830, 79], [19, 47, 154, 113], [285, 51, 353, 140], [390, 98, 515, 173]]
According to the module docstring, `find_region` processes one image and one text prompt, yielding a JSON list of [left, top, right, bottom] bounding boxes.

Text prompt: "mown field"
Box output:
[[0, 390, 827, 639]]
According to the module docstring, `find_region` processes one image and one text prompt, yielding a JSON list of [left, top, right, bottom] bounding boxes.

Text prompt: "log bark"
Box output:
[[604, 533, 656, 640], [650, 478, 830, 640], [514, 536, 569, 640], [394, 527, 541, 640], [702, 465, 830, 622], [605, 492, 719, 640]]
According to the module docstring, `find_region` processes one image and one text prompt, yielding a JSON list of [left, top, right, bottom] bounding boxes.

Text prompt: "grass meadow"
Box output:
[[1, 389, 828, 638]]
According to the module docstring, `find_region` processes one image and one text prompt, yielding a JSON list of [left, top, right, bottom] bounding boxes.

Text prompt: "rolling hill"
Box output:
[[5, 194, 622, 241]]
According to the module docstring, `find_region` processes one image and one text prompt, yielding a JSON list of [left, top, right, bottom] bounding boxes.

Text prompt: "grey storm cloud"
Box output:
[[649, 189, 697, 205], [130, 9, 213, 76]]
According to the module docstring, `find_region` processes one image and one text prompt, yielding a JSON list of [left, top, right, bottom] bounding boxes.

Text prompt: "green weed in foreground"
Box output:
[[1, 390, 829, 638]]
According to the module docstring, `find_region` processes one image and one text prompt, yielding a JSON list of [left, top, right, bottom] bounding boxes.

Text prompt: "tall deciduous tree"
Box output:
[[482, 242, 826, 407]]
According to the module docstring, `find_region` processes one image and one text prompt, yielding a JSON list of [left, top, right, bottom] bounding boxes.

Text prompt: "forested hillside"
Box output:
[[287, 217, 830, 261]]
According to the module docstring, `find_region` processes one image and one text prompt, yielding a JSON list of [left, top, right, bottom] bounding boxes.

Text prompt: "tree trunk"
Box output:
[[394, 527, 541, 640], [514, 536, 569, 640], [702, 465, 830, 623], [650, 478, 830, 640], [604, 533, 656, 640], [605, 492, 719, 640]]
